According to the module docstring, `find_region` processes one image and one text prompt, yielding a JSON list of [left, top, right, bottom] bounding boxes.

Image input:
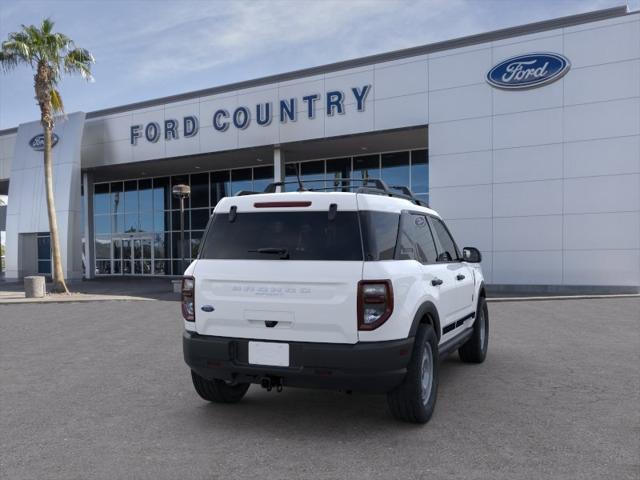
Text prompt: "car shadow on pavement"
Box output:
[[177, 355, 481, 434]]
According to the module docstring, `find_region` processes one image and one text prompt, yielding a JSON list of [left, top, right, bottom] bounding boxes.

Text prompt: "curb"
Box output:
[[0, 295, 157, 305], [487, 293, 640, 303]]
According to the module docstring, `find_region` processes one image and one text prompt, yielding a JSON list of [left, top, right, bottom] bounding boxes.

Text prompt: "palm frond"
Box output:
[[50, 88, 64, 114], [64, 47, 94, 81], [0, 50, 19, 70]]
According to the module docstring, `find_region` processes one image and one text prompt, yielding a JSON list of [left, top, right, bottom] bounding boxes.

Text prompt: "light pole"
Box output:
[[172, 184, 191, 274]]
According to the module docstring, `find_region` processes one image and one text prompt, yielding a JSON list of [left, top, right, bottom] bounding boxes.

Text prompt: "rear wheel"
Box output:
[[387, 323, 439, 424], [191, 370, 250, 403], [459, 296, 489, 363]]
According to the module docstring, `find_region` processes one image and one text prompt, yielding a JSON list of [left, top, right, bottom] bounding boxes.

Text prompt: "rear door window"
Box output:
[[200, 211, 363, 261], [397, 212, 438, 264], [359, 211, 400, 261]]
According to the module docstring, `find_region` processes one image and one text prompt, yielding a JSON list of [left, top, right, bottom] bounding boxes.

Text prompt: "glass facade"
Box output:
[[92, 148, 428, 275]]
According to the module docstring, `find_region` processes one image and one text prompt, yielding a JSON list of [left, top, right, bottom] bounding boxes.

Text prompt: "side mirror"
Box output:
[[462, 247, 482, 263]]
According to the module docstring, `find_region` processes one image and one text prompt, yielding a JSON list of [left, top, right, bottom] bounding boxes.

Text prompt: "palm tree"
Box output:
[[0, 19, 94, 293]]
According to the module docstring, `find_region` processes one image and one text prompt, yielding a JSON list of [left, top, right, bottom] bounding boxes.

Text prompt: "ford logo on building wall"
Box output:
[[487, 53, 570, 90], [29, 133, 59, 151]]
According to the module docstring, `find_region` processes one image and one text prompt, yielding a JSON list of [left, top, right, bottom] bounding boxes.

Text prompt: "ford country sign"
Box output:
[[487, 53, 570, 90], [29, 133, 59, 151]]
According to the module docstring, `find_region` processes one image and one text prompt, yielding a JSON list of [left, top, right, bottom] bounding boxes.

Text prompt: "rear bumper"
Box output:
[[183, 331, 414, 393]]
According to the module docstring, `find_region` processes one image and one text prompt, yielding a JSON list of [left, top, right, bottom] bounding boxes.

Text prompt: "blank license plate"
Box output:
[[248, 341, 290, 367]]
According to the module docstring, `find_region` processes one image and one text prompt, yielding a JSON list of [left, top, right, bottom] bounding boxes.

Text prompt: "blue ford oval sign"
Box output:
[[487, 53, 570, 90], [29, 133, 59, 151]]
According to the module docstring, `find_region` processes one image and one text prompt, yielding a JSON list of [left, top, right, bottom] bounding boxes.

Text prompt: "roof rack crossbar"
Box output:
[[259, 178, 429, 207], [264, 178, 391, 194]]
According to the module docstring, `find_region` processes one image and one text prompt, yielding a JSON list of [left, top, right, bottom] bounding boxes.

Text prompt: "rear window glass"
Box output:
[[360, 211, 400, 261], [200, 211, 363, 261]]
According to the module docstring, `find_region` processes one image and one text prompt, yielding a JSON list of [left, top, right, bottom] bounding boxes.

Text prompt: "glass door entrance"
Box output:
[[113, 237, 153, 275]]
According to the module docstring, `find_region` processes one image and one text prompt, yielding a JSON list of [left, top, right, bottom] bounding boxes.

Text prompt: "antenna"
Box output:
[[293, 163, 306, 191]]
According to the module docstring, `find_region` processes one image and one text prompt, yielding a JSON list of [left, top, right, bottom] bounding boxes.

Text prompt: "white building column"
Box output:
[[273, 146, 285, 191], [82, 172, 94, 279]]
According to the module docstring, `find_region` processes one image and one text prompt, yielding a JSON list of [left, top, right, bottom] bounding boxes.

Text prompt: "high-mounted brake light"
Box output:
[[357, 280, 393, 330], [181, 276, 195, 321], [254, 201, 312, 208]]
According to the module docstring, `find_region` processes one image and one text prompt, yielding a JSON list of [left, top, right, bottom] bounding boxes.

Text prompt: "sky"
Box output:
[[0, 0, 636, 130]]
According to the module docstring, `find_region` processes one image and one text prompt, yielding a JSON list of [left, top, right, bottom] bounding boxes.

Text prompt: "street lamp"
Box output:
[[172, 184, 191, 274]]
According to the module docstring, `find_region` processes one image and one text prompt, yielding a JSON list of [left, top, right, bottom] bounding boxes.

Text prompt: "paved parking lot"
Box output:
[[1, 297, 638, 479]]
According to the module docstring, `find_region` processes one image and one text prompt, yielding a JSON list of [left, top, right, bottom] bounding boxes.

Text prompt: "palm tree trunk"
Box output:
[[43, 123, 69, 293]]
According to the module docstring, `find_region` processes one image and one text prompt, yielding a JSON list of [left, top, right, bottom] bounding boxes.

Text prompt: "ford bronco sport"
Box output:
[[182, 179, 488, 424]]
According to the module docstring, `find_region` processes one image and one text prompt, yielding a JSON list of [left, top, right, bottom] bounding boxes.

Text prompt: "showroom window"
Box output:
[[92, 148, 428, 276]]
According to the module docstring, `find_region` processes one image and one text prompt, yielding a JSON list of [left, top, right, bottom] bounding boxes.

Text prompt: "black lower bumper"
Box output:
[[183, 331, 414, 393]]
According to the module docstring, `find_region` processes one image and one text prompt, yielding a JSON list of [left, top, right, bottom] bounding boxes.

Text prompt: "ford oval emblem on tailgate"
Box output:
[[201, 305, 214, 312]]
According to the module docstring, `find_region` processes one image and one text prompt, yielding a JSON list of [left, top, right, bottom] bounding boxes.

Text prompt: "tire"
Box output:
[[459, 296, 489, 364], [387, 324, 439, 424], [190, 370, 250, 403]]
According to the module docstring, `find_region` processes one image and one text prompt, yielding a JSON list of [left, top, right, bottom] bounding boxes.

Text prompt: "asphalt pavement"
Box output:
[[1, 297, 638, 479]]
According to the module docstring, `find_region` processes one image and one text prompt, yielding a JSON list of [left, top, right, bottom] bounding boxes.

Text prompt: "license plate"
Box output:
[[248, 341, 290, 367]]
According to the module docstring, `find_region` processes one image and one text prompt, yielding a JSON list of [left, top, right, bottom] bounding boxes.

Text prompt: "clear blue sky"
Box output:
[[0, 0, 634, 130]]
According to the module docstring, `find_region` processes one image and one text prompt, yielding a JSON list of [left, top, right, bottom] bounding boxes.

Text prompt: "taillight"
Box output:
[[182, 276, 195, 321], [357, 280, 393, 330]]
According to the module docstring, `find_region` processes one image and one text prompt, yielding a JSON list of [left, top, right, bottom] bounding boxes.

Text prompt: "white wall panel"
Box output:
[[564, 135, 640, 178], [325, 102, 374, 138], [429, 184, 492, 219], [429, 150, 492, 187], [493, 180, 563, 217], [493, 215, 563, 251], [563, 249, 640, 286], [428, 48, 492, 91], [279, 112, 325, 144], [492, 34, 563, 61], [564, 20, 640, 68], [103, 139, 133, 165], [564, 212, 640, 250], [279, 80, 324, 118], [199, 124, 238, 153], [429, 83, 491, 123], [324, 68, 374, 107], [374, 60, 427, 100], [493, 80, 563, 115], [493, 143, 563, 183], [564, 98, 640, 143], [429, 116, 491, 155], [373, 93, 428, 131], [564, 174, 640, 214], [238, 115, 280, 149], [479, 251, 493, 283], [493, 108, 562, 149], [564, 60, 640, 106], [444, 218, 492, 252], [102, 113, 133, 144], [493, 251, 563, 284], [82, 119, 105, 145]]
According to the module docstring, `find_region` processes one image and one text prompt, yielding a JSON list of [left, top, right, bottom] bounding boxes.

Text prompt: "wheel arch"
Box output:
[[408, 301, 442, 341]]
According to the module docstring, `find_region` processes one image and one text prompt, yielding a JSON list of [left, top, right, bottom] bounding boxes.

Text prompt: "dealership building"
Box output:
[[0, 6, 638, 292]]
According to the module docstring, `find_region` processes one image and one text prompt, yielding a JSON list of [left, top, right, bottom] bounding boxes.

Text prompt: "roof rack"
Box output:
[[252, 178, 428, 207]]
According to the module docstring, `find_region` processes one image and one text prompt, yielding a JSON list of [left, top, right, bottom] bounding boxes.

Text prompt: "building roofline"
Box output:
[[0, 5, 632, 136]]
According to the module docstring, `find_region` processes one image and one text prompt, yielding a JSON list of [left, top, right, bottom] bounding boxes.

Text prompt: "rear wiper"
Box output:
[[248, 247, 290, 259]]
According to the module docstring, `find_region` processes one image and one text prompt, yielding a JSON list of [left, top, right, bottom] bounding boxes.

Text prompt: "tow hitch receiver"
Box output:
[[260, 376, 283, 392]]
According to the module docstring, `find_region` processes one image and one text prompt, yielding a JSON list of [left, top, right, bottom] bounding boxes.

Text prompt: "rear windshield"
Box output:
[[200, 211, 363, 261]]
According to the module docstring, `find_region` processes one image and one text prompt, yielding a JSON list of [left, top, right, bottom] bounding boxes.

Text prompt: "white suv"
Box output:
[[182, 180, 488, 423]]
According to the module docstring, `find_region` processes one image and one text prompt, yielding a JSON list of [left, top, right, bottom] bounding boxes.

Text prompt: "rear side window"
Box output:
[[200, 211, 363, 261], [397, 213, 438, 264], [360, 211, 400, 261], [429, 217, 460, 261]]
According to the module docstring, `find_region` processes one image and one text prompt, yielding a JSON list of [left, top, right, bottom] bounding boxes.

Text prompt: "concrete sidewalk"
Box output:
[[0, 277, 179, 303]]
